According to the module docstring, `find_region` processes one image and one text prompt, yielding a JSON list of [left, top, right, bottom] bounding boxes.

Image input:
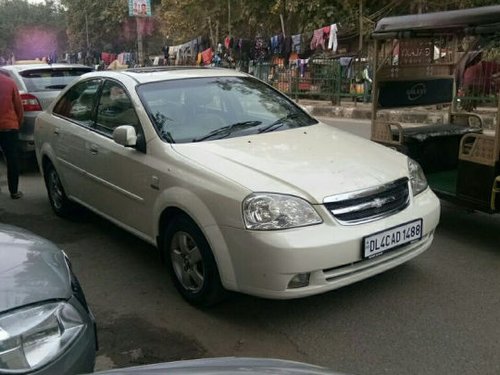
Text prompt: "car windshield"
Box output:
[[137, 76, 318, 143], [19, 68, 92, 92]]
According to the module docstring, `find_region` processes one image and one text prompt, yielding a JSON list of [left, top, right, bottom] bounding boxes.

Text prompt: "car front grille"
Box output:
[[324, 177, 410, 225]]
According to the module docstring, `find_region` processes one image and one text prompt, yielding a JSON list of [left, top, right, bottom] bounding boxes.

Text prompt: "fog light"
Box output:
[[287, 273, 310, 289]]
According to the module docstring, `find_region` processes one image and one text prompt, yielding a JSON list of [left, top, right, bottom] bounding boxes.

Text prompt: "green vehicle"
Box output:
[[370, 5, 500, 213]]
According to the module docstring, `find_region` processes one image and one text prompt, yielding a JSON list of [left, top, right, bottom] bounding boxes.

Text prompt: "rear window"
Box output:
[[19, 68, 92, 92]]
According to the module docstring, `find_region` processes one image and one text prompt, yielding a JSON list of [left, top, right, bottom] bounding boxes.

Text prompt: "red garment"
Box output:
[[310, 28, 326, 50], [201, 48, 213, 65], [101, 52, 116, 65], [0, 75, 23, 131], [463, 61, 500, 94]]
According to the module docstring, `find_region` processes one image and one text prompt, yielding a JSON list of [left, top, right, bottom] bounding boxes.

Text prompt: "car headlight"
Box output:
[[0, 302, 84, 373], [243, 193, 322, 230], [408, 158, 428, 196]]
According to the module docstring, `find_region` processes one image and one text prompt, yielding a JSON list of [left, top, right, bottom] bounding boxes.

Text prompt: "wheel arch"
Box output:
[[41, 154, 53, 175], [37, 142, 57, 176], [154, 189, 237, 291]]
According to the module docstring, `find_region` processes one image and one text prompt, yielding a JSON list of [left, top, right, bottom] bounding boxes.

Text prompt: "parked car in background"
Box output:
[[0, 223, 97, 374], [34, 67, 440, 306], [0, 63, 92, 152], [91, 357, 343, 375]]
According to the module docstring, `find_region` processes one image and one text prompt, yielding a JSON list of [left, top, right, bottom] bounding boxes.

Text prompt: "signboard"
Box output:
[[400, 40, 433, 65], [378, 78, 454, 108], [128, 0, 152, 17]]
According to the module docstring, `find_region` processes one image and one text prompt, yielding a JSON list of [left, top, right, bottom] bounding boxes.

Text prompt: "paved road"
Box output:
[[1, 119, 499, 375]]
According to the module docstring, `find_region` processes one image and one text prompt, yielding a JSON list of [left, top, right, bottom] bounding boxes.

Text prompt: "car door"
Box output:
[[81, 79, 158, 237], [50, 78, 102, 202]]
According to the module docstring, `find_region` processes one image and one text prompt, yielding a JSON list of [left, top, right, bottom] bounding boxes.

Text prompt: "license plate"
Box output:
[[363, 219, 423, 259]]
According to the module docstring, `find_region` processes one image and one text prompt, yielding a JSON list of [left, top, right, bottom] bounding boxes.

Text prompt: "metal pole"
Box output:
[[370, 39, 379, 140], [359, 0, 363, 51], [85, 12, 90, 53], [280, 14, 286, 38], [208, 16, 214, 47], [137, 17, 144, 66], [228, 0, 231, 37]]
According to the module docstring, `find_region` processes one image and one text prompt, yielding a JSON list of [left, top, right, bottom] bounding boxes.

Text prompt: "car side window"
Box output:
[[95, 80, 139, 135], [53, 79, 101, 126]]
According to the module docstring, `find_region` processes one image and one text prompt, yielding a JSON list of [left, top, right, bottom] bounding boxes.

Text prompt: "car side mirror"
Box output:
[[113, 125, 137, 147]]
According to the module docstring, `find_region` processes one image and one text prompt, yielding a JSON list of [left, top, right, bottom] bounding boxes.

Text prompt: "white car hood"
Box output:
[[172, 123, 409, 203]]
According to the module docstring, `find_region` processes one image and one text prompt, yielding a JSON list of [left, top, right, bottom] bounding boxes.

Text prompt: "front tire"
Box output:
[[43, 162, 75, 217], [164, 215, 226, 307]]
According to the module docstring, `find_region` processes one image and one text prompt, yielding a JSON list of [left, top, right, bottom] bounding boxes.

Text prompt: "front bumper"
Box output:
[[219, 188, 440, 299]]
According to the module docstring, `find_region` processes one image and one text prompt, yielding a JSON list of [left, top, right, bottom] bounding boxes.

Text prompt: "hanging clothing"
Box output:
[[340, 57, 354, 78], [239, 39, 252, 61], [298, 58, 309, 77], [162, 45, 169, 58], [101, 52, 115, 65], [253, 36, 268, 62], [225, 36, 233, 50], [291, 34, 301, 53], [282, 36, 292, 58], [270, 34, 283, 55], [328, 24, 338, 52], [201, 48, 213, 65], [310, 28, 324, 50]]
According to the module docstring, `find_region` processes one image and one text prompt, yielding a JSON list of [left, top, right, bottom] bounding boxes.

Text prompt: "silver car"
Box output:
[[0, 63, 92, 152], [92, 357, 343, 375], [0, 223, 97, 374]]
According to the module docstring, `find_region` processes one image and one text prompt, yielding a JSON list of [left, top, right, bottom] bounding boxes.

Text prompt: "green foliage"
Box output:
[[1, 0, 499, 58], [61, 0, 134, 52]]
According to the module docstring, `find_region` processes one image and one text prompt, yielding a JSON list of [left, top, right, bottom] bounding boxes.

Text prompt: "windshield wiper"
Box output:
[[192, 120, 262, 142], [258, 113, 301, 134]]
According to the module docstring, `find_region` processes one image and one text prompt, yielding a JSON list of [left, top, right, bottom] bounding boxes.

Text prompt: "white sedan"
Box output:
[[34, 67, 440, 306]]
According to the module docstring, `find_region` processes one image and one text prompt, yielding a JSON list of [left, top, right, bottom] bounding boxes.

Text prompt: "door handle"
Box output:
[[54, 128, 60, 135], [89, 145, 98, 155]]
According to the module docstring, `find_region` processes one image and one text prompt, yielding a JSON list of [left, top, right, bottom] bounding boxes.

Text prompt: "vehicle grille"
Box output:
[[324, 177, 410, 225]]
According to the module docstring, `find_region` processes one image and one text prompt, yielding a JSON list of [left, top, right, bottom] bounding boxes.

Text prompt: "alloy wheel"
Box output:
[[170, 231, 205, 292], [48, 169, 64, 211]]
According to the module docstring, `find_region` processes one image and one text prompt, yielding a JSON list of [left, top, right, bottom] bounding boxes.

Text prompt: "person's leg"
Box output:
[[0, 131, 21, 198]]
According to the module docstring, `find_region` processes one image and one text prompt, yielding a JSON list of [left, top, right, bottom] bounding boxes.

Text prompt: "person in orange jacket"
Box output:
[[0, 73, 24, 199]]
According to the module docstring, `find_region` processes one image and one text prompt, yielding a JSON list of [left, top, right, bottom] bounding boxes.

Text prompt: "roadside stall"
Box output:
[[370, 5, 500, 213]]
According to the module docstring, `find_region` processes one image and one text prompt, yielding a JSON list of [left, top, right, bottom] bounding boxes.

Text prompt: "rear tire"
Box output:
[[43, 162, 75, 218], [163, 214, 226, 307]]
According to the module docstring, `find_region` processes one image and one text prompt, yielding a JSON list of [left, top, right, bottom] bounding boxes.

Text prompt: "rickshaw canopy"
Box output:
[[373, 5, 500, 39]]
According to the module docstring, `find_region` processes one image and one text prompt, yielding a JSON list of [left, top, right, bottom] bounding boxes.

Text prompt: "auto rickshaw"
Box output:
[[370, 5, 500, 213]]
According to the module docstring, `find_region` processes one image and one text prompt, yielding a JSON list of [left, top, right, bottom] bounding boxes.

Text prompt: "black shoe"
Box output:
[[10, 192, 23, 199]]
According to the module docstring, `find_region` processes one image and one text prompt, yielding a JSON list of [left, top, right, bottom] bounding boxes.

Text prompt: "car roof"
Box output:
[[1, 63, 92, 72], [82, 67, 249, 84]]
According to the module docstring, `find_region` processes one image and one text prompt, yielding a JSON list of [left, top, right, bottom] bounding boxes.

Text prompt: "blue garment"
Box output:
[[291, 34, 301, 53]]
